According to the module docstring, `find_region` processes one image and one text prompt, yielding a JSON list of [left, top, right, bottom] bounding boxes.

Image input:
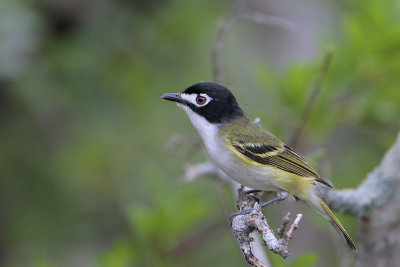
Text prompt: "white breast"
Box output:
[[180, 105, 221, 156], [180, 105, 280, 191]]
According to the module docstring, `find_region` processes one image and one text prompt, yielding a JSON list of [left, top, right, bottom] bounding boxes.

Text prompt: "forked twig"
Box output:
[[231, 187, 302, 265]]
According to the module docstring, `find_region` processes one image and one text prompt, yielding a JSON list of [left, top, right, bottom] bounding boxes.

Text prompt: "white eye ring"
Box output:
[[180, 93, 212, 107]]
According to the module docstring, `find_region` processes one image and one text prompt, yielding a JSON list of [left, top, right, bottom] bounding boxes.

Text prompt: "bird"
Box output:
[[161, 82, 356, 252]]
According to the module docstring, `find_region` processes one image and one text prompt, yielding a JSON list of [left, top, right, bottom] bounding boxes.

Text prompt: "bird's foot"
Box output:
[[230, 192, 288, 221], [260, 193, 287, 208], [230, 207, 253, 220]]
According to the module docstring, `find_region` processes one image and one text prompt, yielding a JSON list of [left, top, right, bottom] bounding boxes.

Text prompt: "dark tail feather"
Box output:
[[320, 201, 357, 252]]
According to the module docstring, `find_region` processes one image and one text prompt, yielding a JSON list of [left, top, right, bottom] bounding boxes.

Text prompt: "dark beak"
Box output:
[[161, 93, 185, 104]]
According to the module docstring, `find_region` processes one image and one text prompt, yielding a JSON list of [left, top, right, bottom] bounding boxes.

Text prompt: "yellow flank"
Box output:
[[273, 172, 314, 200], [227, 141, 314, 200]]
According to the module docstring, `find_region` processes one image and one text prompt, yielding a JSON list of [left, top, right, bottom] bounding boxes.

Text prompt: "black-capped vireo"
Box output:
[[161, 82, 356, 252]]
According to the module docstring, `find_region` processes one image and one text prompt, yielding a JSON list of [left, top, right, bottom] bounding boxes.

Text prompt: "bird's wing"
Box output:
[[228, 136, 322, 179]]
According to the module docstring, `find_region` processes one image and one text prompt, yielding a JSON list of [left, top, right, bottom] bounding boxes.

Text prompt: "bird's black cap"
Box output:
[[162, 82, 245, 124]]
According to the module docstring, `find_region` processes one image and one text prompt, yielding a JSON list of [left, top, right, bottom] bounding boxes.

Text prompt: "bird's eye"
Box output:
[[196, 95, 207, 105]]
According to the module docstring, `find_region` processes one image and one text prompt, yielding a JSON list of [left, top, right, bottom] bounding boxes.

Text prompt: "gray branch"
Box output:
[[231, 187, 302, 265], [183, 162, 302, 264]]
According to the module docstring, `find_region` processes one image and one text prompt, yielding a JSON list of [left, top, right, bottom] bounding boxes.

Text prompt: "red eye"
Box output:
[[196, 95, 207, 105]]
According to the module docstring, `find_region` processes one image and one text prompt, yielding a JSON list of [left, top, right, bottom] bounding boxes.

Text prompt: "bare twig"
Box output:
[[289, 47, 334, 148], [277, 212, 291, 238], [231, 187, 302, 265], [284, 214, 302, 240]]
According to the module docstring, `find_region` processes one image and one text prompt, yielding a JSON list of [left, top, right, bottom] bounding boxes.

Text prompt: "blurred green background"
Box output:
[[1, 0, 400, 266]]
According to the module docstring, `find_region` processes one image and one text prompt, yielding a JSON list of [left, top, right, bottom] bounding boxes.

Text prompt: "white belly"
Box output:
[[181, 105, 281, 191]]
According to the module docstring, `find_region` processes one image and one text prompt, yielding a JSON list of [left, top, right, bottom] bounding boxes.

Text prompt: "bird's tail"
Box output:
[[319, 200, 357, 252], [307, 194, 357, 252]]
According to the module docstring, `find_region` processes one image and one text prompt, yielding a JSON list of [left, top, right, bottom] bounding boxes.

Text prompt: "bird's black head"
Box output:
[[161, 82, 245, 124]]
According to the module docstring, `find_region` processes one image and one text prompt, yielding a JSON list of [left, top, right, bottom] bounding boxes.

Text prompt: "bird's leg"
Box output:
[[230, 191, 288, 220], [260, 191, 288, 209]]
